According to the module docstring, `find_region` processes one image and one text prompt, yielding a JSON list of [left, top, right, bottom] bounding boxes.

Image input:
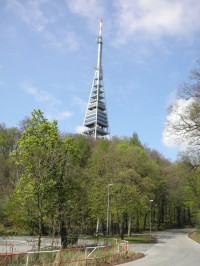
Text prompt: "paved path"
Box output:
[[124, 229, 200, 266]]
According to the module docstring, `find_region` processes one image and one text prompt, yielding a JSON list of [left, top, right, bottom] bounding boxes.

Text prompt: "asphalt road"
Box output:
[[124, 229, 200, 266]]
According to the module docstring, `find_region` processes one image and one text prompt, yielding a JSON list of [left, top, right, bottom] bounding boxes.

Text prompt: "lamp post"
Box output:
[[149, 200, 154, 239], [106, 184, 113, 244]]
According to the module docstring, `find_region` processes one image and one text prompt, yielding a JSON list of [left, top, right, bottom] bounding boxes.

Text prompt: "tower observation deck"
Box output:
[[82, 19, 110, 139]]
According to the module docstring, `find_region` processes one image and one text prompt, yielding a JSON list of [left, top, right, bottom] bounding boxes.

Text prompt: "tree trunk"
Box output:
[[169, 204, 172, 223], [183, 207, 186, 225], [37, 193, 43, 251], [161, 199, 165, 224], [128, 216, 132, 237], [188, 206, 193, 226], [96, 218, 100, 233], [51, 216, 56, 249], [38, 230, 42, 251], [143, 213, 147, 231], [157, 207, 161, 230], [60, 220, 68, 248], [176, 205, 181, 227], [135, 212, 140, 232], [118, 222, 124, 240], [157, 198, 165, 229]]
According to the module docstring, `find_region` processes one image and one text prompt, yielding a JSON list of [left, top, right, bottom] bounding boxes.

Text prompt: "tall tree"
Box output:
[[164, 58, 200, 227], [0, 124, 19, 219], [9, 110, 79, 249], [165, 59, 200, 151], [85, 137, 161, 237]]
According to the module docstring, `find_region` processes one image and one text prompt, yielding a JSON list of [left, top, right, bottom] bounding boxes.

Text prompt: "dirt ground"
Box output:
[[98, 252, 145, 265], [114, 253, 144, 265]]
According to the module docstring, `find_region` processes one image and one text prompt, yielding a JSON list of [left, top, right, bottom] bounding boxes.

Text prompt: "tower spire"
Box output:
[[99, 18, 102, 37], [82, 19, 110, 139]]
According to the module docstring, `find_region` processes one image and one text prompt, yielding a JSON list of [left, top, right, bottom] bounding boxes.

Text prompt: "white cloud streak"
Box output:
[[72, 96, 87, 110], [75, 125, 86, 134], [6, 0, 79, 51], [113, 0, 200, 45], [66, 0, 109, 34], [67, 0, 105, 21], [162, 98, 194, 148], [22, 81, 60, 105], [6, 0, 50, 32], [22, 80, 73, 122], [5, 0, 200, 51], [46, 111, 73, 122], [57, 111, 72, 120]]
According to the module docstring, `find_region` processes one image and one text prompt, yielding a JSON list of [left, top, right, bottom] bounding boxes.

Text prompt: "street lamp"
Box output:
[[149, 200, 154, 239], [106, 184, 113, 244]]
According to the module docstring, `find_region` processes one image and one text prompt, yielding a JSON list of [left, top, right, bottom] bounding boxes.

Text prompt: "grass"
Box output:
[[0, 243, 131, 266], [124, 234, 157, 244], [0, 223, 157, 244], [0, 223, 30, 236], [189, 231, 200, 244], [84, 233, 157, 244]]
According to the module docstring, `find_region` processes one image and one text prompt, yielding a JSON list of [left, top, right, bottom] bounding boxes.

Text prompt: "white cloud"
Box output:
[[75, 125, 86, 134], [67, 0, 107, 33], [22, 80, 73, 123], [44, 30, 79, 51], [47, 111, 73, 122], [72, 96, 87, 110], [162, 126, 179, 148], [6, 0, 200, 50], [56, 111, 73, 120], [22, 80, 60, 105], [6, 0, 79, 51], [113, 0, 200, 45], [6, 0, 50, 32], [165, 90, 177, 108], [67, 0, 105, 20], [162, 98, 194, 148]]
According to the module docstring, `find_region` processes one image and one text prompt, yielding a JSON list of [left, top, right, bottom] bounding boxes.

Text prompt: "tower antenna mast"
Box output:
[[82, 19, 110, 139]]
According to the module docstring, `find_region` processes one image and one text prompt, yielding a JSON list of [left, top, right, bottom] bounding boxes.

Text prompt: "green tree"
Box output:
[[165, 59, 200, 152], [0, 124, 19, 220], [164, 59, 200, 228], [130, 132, 142, 147], [112, 140, 160, 235], [9, 110, 80, 249], [85, 137, 161, 238], [178, 156, 200, 227], [74, 135, 91, 167]]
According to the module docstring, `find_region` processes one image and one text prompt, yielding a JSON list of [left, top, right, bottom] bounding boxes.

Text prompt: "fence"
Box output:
[[0, 238, 130, 266], [0, 237, 61, 254]]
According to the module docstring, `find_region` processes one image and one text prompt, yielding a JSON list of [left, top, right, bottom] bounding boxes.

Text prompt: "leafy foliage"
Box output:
[[0, 105, 199, 245]]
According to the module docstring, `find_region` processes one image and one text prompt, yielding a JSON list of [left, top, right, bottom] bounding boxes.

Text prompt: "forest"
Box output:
[[0, 61, 200, 251]]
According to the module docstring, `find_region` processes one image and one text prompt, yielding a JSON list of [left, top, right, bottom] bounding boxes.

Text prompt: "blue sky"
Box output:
[[0, 0, 200, 161]]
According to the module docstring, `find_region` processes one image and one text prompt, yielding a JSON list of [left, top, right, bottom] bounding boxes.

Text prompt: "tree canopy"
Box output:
[[0, 100, 199, 247]]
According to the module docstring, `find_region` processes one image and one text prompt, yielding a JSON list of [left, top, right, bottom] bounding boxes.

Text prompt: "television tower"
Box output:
[[82, 19, 110, 139]]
